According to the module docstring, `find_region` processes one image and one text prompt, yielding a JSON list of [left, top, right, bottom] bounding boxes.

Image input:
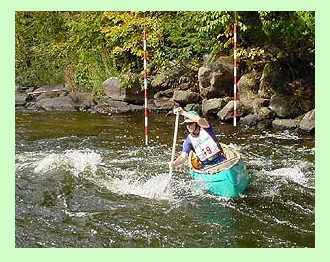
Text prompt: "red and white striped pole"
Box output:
[[233, 22, 237, 127], [143, 30, 148, 145]]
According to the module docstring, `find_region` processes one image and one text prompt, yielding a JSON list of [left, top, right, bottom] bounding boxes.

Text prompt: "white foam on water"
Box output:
[[22, 146, 177, 201], [267, 166, 308, 187], [256, 130, 301, 140], [286, 200, 314, 215], [94, 171, 173, 200], [254, 161, 314, 200], [227, 143, 242, 151], [260, 184, 281, 200], [15, 151, 48, 172], [33, 149, 102, 177]]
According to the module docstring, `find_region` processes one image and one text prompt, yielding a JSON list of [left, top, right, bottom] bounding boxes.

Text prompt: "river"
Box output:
[[15, 111, 315, 247]]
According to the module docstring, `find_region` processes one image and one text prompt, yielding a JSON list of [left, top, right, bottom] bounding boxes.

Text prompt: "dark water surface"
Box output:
[[15, 111, 315, 247]]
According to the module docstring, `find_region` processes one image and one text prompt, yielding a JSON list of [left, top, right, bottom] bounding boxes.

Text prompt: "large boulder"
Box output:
[[237, 71, 261, 101], [198, 61, 233, 99], [103, 77, 144, 105], [258, 63, 281, 99], [202, 98, 229, 117], [299, 109, 315, 133], [172, 90, 202, 105], [34, 96, 77, 111]]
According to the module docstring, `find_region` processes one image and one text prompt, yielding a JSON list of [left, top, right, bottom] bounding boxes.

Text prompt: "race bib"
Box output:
[[188, 128, 221, 162]]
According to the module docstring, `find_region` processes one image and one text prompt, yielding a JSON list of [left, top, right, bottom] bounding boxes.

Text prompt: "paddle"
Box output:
[[168, 110, 180, 182]]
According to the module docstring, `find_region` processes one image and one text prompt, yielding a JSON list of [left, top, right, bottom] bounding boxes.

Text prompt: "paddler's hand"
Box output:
[[169, 161, 176, 169], [173, 107, 183, 115]]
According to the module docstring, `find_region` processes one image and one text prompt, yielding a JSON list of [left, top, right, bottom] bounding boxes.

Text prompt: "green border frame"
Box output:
[[5, 2, 323, 261]]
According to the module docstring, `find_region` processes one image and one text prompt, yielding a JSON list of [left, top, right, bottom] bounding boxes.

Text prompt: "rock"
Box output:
[[33, 84, 66, 94], [185, 104, 202, 114], [103, 77, 144, 105], [240, 106, 274, 127], [36, 90, 60, 101], [153, 98, 177, 110], [251, 98, 270, 113], [258, 63, 281, 99], [240, 114, 261, 126], [236, 99, 254, 115], [172, 90, 201, 105], [109, 100, 143, 113], [272, 119, 300, 130], [237, 71, 261, 101], [240, 98, 273, 118], [154, 89, 174, 99], [269, 94, 304, 118], [68, 92, 95, 111], [26, 86, 38, 93], [257, 119, 273, 129], [202, 98, 225, 117], [257, 107, 275, 119], [90, 99, 113, 114], [15, 92, 31, 106], [91, 99, 143, 114], [217, 101, 247, 121], [198, 61, 232, 99], [299, 109, 315, 132], [35, 96, 77, 111], [176, 82, 191, 91], [17, 85, 32, 92]]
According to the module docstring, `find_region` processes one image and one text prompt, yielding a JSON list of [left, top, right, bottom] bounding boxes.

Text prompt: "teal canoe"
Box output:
[[188, 143, 249, 198]]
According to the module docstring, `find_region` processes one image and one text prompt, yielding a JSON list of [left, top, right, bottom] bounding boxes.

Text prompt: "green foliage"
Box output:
[[239, 12, 315, 74], [15, 11, 67, 85], [15, 11, 315, 98]]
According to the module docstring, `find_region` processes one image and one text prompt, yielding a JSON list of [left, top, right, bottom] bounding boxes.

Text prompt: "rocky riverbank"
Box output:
[[15, 58, 315, 135]]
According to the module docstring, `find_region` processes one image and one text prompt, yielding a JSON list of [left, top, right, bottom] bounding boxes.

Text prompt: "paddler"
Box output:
[[169, 107, 226, 170]]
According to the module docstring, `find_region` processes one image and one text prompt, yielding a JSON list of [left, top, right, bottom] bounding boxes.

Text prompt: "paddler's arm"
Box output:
[[175, 107, 210, 128], [169, 152, 188, 168]]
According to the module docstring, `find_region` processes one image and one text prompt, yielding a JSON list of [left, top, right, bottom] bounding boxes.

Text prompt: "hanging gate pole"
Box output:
[[143, 30, 148, 145], [233, 22, 237, 127]]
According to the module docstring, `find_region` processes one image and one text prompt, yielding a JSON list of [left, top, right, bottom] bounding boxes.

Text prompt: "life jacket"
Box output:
[[188, 128, 222, 163]]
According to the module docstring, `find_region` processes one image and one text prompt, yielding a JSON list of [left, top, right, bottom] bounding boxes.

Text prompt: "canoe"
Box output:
[[188, 143, 249, 198]]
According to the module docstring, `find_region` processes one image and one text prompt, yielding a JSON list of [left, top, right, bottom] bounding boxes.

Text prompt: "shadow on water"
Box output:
[[15, 111, 314, 247]]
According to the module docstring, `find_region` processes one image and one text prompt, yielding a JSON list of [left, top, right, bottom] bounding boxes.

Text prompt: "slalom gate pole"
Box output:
[[233, 22, 237, 127], [143, 29, 148, 145]]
